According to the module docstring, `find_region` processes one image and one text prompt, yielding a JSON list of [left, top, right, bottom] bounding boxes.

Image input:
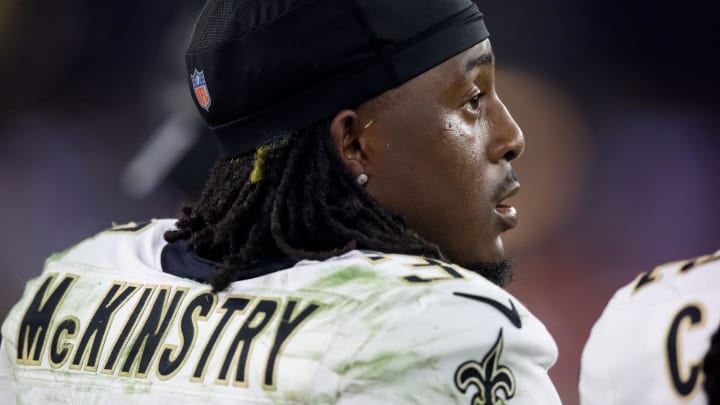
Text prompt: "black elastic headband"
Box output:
[[186, 0, 490, 157]]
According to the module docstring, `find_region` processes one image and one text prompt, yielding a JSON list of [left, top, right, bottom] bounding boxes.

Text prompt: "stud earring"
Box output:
[[356, 174, 368, 186]]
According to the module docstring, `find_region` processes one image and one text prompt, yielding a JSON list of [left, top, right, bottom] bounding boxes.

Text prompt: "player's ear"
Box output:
[[329, 109, 370, 177]]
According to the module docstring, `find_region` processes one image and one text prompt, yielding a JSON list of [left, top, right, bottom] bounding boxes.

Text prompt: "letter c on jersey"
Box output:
[[666, 304, 704, 398]]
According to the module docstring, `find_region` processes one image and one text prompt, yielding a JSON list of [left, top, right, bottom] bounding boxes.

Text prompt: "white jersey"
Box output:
[[1, 219, 560, 405], [580, 250, 720, 405]]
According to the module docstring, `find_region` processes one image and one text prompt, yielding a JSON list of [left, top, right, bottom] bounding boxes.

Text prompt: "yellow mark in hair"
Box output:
[[250, 145, 269, 184], [363, 120, 375, 130]]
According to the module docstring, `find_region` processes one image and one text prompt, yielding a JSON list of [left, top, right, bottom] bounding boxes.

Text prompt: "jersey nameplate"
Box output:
[[14, 273, 322, 390]]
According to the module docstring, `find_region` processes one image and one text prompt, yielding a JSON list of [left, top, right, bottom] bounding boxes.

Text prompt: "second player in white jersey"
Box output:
[[1, 220, 561, 404], [580, 250, 720, 404]]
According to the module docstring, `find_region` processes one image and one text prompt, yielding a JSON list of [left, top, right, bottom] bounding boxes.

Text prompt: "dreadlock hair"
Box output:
[[165, 119, 445, 292], [705, 322, 720, 405]]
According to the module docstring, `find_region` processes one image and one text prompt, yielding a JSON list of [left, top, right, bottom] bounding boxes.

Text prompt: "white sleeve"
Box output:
[[578, 304, 619, 405], [580, 253, 720, 405], [0, 339, 18, 405], [314, 281, 561, 404]]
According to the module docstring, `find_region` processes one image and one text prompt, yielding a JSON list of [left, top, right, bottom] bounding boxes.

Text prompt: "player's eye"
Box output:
[[466, 92, 485, 111]]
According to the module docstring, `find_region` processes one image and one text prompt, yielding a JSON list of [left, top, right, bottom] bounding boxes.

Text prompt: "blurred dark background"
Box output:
[[1, 1, 719, 403]]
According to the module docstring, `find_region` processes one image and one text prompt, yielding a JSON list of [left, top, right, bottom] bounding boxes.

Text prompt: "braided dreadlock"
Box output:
[[705, 323, 720, 405], [165, 120, 445, 291]]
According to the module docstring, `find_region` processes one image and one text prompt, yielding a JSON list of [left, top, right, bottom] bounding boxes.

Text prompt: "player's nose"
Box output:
[[487, 98, 525, 163]]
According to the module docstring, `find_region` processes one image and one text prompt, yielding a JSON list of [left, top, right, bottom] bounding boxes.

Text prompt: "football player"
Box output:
[[580, 250, 720, 404], [1, 0, 561, 403]]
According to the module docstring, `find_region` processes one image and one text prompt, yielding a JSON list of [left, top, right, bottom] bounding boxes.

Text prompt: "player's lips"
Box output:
[[494, 182, 519, 230]]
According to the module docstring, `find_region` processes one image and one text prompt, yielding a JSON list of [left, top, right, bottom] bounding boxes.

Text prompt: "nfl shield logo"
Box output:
[[191, 69, 212, 111]]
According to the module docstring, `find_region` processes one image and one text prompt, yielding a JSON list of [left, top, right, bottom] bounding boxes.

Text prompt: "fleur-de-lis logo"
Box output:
[[455, 329, 516, 405]]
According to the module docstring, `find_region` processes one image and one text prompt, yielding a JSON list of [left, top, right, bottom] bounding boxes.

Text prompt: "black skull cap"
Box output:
[[186, 0, 490, 157]]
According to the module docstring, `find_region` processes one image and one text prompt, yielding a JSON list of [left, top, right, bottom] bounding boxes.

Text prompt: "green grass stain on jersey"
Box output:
[[431, 384, 463, 403], [42, 231, 105, 268], [43, 247, 75, 267], [119, 369, 152, 395], [336, 351, 438, 381], [310, 266, 387, 289], [397, 385, 463, 404], [42, 223, 132, 268], [267, 389, 336, 405]]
